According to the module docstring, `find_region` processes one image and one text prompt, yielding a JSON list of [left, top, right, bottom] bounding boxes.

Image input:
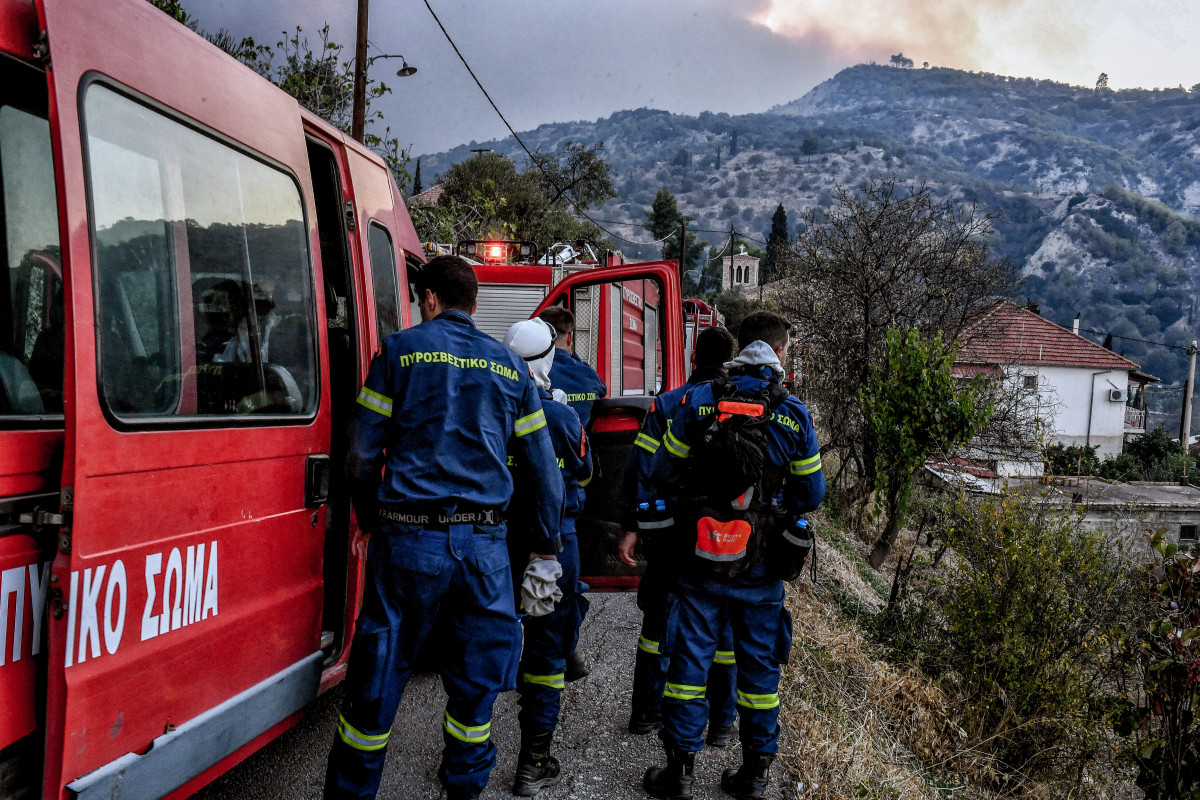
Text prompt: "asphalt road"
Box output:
[[195, 592, 788, 800]]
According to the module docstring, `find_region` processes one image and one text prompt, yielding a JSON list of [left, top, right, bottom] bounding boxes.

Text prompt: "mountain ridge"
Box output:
[[417, 63, 1200, 399]]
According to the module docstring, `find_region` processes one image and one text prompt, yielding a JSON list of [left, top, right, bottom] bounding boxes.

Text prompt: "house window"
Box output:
[[1023, 375, 1037, 390], [1181, 525, 1197, 541]]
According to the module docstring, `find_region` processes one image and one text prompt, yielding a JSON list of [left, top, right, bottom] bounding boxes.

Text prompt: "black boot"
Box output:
[[705, 722, 736, 748], [565, 650, 590, 682], [628, 708, 663, 735], [643, 746, 694, 799], [720, 752, 773, 799], [512, 730, 562, 797]]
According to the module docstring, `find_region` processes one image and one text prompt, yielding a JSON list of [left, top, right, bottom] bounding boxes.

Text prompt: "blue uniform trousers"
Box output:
[[517, 532, 589, 735], [325, 524, 521, 799], [634, 562, 737, 732], [660, 575, 792, 755]]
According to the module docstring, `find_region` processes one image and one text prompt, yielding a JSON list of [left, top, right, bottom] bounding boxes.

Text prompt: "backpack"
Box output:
[[683, 377, 798, 579]]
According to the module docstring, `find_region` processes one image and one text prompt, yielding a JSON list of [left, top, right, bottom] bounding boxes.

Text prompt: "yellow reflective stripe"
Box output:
[[663, 429, 690, 458], [638, 635, 662, 655], [736, 691, 779, 710], [664, 682, 706, 701], [337, 714, 389, 752], [522, 672, 566, 689], [356, 386, 393, 418], [515, 409, 547, 437], [790, 453, 822, 476], [578, 469, 593, 488], [635, 433, 660, 454], [443, 712, 490, 743], [713, 650, 736, 665]]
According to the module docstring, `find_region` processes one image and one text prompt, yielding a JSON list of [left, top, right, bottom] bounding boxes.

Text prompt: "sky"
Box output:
[[186, 0, 1200, 159]]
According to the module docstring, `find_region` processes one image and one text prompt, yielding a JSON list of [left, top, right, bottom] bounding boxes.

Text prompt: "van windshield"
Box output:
[[0, 65, 62, 424]]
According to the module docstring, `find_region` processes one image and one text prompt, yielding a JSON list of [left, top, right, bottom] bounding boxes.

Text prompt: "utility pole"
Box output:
[[1181, 340, 1198, 482], [728, 224, 736, 293], [678, 218, 687, 287], [351, 0, 370, 142]]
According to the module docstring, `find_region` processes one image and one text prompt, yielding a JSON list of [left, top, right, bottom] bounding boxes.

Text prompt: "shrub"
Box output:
[[881, 491, 1136, 790], [1113, 531, 1200, 799]]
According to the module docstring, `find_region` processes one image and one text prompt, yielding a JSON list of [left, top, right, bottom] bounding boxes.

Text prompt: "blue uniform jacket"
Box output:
[[549, 349, 607, 430], [347, 309, 565, 553], [650, 366, 825, 519], [618, 366, 725, 523], [509, 387, 593, 533]]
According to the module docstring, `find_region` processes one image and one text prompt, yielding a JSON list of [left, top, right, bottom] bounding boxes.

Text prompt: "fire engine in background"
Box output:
[[682, 299, 725, 379], [0, 0, 697, 797]]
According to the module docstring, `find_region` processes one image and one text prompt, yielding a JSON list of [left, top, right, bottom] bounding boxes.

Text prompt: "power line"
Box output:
[[420, 1, 666, 249], [1077, 327, 1192, 352]]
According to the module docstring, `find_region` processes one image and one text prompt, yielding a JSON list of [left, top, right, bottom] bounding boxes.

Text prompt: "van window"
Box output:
[[83, 84, 317, 421], [0, 90, 63, 422], [367, 223, 399, 340]]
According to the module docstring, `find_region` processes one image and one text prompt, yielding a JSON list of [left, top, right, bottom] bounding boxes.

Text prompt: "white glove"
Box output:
[[521, 558, 563, 617], [551, 388, 569, 406]]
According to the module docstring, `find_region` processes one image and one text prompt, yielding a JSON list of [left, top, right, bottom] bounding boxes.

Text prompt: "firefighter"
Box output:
[[617, 326, 739, 746], [538, 306, 607, 430], [501, 318, 594, 797], [324, 255, 564, 800], [643, 311, 825, 800], [537, 305, 607, 682]]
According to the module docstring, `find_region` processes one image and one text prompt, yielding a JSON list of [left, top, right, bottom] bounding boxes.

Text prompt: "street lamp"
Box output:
[[352, 0, 417, 142], [373, 53, 418, 77]]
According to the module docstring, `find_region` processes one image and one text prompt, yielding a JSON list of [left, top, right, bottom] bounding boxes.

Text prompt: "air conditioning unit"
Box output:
[[1109, 388, 1128, 402]]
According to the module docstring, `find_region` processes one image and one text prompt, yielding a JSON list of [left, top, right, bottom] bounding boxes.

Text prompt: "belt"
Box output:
[[378, 504, 504, 530]]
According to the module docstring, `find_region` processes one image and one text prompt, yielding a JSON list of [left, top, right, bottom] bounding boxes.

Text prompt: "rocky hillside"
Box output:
[[417, 64, 1200, 391]]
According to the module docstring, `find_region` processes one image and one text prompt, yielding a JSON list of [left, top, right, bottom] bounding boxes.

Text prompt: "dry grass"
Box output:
[[777, 537, 992, 800]]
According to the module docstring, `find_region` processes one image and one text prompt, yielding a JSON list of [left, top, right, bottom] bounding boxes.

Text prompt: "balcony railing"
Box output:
[[1125, 406, 1146, 432]]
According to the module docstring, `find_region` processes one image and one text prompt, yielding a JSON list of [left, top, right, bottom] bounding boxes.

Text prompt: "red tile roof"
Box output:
[[957, 300, 1142, 372], [408, 184, 444, 207]]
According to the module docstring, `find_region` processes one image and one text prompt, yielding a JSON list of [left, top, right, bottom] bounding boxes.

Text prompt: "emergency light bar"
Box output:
[[456, 239, 538, 265]]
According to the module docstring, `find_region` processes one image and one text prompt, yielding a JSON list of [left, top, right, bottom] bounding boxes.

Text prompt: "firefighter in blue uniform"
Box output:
[[617, 326, 739, 746], [538, 305, 606, 682], [538, 306, 607, 430], [324, 256, 564, 800], [643, 311, 825, 800], [502, 318, 594, 797]]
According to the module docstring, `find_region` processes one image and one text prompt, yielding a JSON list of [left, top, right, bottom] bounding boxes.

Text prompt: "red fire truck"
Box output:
[[0, 0, 687, 796]]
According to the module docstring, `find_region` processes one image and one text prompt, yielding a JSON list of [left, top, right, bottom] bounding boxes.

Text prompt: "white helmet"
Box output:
[[503, 317, 558, 390]]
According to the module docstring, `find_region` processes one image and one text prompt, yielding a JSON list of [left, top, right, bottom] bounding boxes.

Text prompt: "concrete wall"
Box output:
[[1006, 365, 1129, 459]]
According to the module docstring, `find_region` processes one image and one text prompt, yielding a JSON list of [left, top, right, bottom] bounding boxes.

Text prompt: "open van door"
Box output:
[[531, 261, 684, 590], [35, 0, 330, 796]]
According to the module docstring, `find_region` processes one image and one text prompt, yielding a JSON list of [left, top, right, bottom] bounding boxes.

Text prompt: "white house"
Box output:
[[955, 300, 1157, 471]]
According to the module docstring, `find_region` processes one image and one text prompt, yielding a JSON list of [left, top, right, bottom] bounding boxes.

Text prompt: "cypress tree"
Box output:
[[763, 203, 788, 282]]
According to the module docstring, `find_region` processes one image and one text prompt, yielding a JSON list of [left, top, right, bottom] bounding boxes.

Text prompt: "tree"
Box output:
[[411, 158, 423, 196], [528, 140, 617, 211], [643, 188, 704, 274], [890, 53, 914, 69], [762, 203, 788, 283], [773, 179, 1017, 520], [861, 328, 993, 567], [433, 147, 614, 252], [1097, 72, 1110, 91], [729, 129, 739, 157]]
